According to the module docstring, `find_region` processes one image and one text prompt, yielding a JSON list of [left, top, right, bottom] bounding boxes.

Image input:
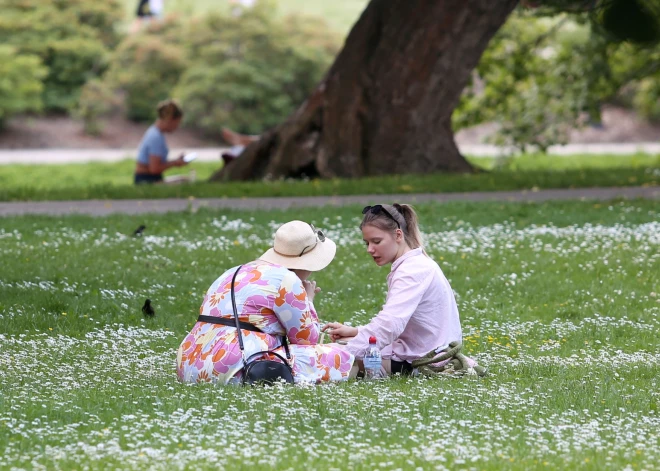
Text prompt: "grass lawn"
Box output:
[[122, 0, 369, 34], [0, 153, 658, 202], [1, 200, 659, 469]]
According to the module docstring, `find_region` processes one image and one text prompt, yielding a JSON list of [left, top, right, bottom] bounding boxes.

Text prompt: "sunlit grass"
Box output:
[[0, 153, 658, 202]]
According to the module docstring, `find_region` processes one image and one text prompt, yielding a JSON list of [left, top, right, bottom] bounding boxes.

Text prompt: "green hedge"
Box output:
[[0, 0, 122, 112], [107, 34, 189, 121], [0, 45, 47, 127], [102, 1, 339, 132]]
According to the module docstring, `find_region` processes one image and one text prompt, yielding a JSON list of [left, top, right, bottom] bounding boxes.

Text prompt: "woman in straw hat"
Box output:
[[176, 221, 354, 385], [323, 204, 484, 377]]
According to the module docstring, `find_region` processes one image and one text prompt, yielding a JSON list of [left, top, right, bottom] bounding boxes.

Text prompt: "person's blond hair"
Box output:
[[156, 99, 183, 120]]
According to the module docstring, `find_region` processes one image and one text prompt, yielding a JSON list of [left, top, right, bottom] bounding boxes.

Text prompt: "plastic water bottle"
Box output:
[[363, 336, 382, 379]]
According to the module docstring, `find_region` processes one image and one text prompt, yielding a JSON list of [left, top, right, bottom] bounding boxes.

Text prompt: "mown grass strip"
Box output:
[[1, 153, 658, 202]]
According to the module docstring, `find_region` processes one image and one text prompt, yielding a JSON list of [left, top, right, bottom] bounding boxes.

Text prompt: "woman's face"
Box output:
[[163, 117, 182, 133], [362, 224, 402, 266]]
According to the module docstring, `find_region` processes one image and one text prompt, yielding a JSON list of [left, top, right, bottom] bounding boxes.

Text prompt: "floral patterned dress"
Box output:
[[176, 261, 354, 384]]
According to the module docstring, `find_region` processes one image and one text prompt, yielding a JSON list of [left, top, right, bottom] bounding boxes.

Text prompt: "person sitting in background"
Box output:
[[220, 127, 259, 166], [134, 99, 190, 185]]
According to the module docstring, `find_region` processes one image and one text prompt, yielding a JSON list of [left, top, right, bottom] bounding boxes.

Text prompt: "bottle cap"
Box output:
[[369, 336, 377, 344]]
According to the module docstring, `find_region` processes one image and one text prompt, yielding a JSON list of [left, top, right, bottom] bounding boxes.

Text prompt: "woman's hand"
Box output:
[[302, 280, 321, 303], [175, 153, 187, 167], [322, 322, 358, 342]]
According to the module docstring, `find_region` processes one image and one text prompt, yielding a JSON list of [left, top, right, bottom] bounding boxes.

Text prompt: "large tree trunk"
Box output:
[[211, 0, 518, 181]]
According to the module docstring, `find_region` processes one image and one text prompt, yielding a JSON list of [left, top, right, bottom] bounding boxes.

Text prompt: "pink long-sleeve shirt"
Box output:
[[346, 247, 463, 362]]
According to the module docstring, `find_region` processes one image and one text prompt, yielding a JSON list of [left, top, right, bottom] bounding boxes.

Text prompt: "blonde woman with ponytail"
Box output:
[[323, 203, 481, 377]]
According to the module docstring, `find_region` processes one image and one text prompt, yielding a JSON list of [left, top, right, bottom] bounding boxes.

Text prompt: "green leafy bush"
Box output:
[[105, 2, 339, 132], [176, 61, 293, 136], [74, 79, 121, 136], [633, 78, 660, 121], [41, 37, 110, 111], [454, 9, 660, 151], [176, 8, 337, 135], [106, 33, 189, 121], [0, 0, 122, 112], [0, 46, 47, 128]]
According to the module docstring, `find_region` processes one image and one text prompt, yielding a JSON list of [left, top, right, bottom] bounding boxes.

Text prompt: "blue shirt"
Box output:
[[136, 125, 168, 165]]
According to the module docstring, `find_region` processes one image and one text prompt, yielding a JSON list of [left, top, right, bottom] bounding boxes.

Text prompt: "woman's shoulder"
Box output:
[[248, 259, 287, 272], [138, 125, 164, 150], [245, 261, 303, 294], [208, 261, 289, 292], [146, 124, 165, 139], [245, 260, 298, 283], [396, 250, 438, 275], [390, 253, 450, 296]]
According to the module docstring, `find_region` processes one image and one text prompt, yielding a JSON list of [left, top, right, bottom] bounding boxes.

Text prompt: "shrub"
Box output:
[[0, 45, 47, 128], [176, 61, 295, 136], [42, 37, 110, 111], [74, 79, 121, 136], [106, 34, 189, 121], [175, 4, 339, 135], [0, 0, 122, 112], [632, 78, 660, 121], [454, 9, 660, 151], [104, 2, 339, 131]]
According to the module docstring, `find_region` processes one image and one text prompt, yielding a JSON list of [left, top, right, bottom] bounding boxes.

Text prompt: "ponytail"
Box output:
[[392, 203, 423, 249]]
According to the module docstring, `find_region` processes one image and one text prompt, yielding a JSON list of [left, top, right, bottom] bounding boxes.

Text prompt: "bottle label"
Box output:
[[364, 357, 381, 370]]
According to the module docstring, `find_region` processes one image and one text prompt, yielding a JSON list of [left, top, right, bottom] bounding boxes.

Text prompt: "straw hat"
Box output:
[[259, 221, 336, 271]]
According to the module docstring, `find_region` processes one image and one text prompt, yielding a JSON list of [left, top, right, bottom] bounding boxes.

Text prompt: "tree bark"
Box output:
[[211, 0, 519, 181]]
